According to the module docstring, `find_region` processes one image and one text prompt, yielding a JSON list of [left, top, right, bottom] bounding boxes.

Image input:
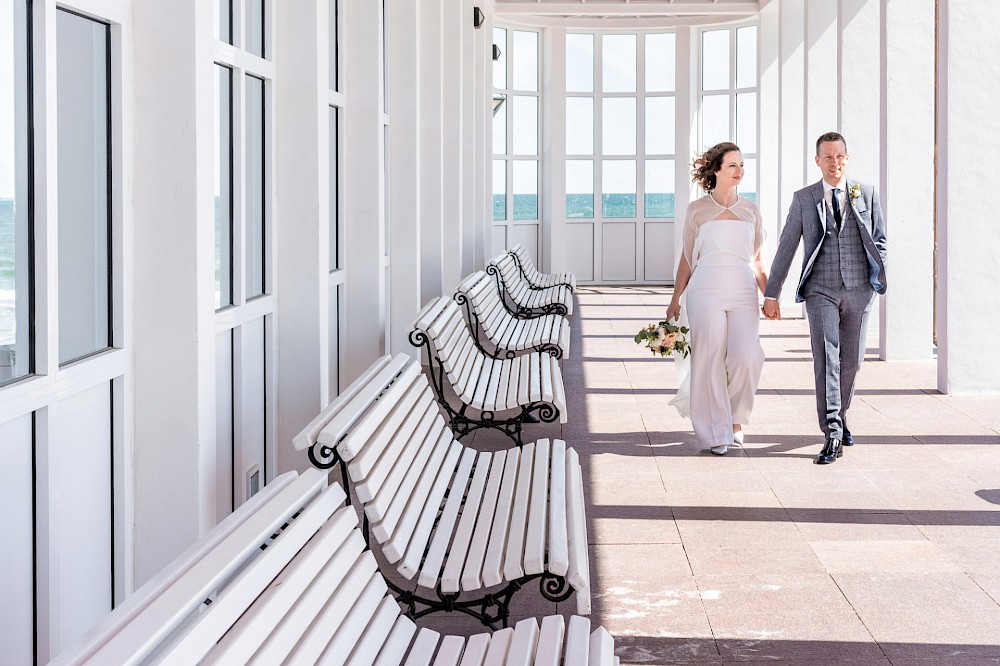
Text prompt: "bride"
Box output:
[[665, 142, 769, 455]]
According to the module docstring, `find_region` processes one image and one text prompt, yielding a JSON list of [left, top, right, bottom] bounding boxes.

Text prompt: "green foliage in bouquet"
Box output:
[[634, 320, 691, 358]]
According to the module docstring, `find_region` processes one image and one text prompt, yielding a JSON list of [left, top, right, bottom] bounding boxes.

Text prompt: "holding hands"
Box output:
[[762, 299, 781, 320]]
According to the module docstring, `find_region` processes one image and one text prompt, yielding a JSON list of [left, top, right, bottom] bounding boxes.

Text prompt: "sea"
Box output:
[[0, 199, 16, 344], [494, 191, 754, 221]]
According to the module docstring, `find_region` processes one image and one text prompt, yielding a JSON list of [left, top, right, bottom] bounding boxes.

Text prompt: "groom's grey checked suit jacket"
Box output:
[[765, 179, 888, 438], [764, 180, 887, 303]]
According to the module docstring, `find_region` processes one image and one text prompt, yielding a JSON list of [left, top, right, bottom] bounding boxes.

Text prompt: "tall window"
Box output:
[[327, 0, 344, 396], [701, 25, 758, 201], [493, 28, 540, 224], [566, 32, 677, 222], [0, 0, 31, 384]]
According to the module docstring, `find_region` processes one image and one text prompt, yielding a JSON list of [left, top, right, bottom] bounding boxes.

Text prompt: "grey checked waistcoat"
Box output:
[[807, 200, 868, 290]]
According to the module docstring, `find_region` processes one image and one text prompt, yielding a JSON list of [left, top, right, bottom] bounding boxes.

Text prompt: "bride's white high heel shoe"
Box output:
[[733, 429, 744, 446], [710, 444, 729, 456]]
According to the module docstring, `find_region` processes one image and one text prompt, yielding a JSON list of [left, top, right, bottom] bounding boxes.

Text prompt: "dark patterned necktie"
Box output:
[[832, 188, 842, 228]]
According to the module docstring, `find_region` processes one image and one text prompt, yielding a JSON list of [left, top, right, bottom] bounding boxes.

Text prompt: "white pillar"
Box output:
[[274, 0, 326, 473], [441, 0, 463, 292], [131, 0, 216, 583], [419, 0, 445, 303], [936, 0, 1000, 393], [461, 0, 477, 277], [880, 0, 934, 360], [805, 0, 838, 146], [388, 0, 423, 359], [343, 0, 386, 383], [672, 26, 695, 274], [543, 27, 566, 276], [758, 1, 780, 237]]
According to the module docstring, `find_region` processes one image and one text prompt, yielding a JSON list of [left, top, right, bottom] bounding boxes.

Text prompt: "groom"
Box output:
[[762, 132, 887, 465]]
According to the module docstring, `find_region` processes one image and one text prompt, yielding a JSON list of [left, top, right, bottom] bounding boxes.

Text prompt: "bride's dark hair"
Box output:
[[692, 142, 741, 192]]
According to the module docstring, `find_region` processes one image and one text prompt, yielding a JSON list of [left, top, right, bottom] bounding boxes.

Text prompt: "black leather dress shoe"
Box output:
[[814, 437, 843, 465], [842, 429, 854, 446]]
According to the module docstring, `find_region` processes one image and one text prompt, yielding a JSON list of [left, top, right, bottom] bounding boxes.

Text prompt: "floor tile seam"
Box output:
[[687, 559, 725, 660], [827, 572, 889, 662]]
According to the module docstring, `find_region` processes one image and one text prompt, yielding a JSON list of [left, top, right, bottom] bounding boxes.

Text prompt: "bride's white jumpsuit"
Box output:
[[681, 218, 764, 447]]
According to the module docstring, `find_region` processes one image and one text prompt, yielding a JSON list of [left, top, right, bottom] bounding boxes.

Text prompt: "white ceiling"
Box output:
[[493, 1, 762, 28]]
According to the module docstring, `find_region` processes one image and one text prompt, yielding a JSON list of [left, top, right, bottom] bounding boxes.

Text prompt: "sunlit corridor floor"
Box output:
[[413, 285, 1000, 665]]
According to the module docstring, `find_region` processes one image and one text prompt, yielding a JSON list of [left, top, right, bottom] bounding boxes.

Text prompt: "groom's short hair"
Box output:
[[816, 131, 847, 155]]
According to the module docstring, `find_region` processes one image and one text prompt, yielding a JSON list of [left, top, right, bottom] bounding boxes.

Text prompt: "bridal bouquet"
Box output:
[[634, 320, 691, 358]]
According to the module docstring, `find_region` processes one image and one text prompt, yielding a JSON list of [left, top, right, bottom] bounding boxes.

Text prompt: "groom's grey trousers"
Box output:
[[801, 205, 874, 439]]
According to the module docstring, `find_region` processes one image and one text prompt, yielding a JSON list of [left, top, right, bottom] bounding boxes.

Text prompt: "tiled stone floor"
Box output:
[[416, 285, 1000, 664]]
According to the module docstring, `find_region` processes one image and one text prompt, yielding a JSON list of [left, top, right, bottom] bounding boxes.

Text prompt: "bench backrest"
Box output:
[[411, 295, 482, 387], [49, 470, 406, 666], [489, 251, 526, 294], [455, 270, 515, 339]]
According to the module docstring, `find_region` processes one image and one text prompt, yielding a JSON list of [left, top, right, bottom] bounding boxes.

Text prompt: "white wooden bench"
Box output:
[[410, 296, 568, 447], [488, 252, 574, 318], [50, 468, 618, 665], [455, 270, 571, 360], [508, 244, 577, 291], [294, 352, 589, 631]]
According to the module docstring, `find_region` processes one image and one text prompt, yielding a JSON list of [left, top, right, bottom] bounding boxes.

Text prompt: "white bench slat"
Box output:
[[372, 616, 417, 666], [552, 356, 569, 424], [356, 386, 436, 505], [72, 470, 330, 666], [317, 572, 390, 665], [347, 377, 428, 486], [471, 358, 495, 410], [589, 626, 617, 666], [418, 448, 477, 589], [441, 451, 493, 593], [459, 450, 507, 591], [451, 336, 477, 387], [516, 353, 531, 406], [528, 353, 543, 402], [250, 545, 378, 666], [383, 428, 453, 563], [367, 407, 442, 527], [431, 635, 466, 666], [481, 627, 514, 666], [344, 594, 401, 666], [523, 439, 550, 576], [564, 616, 591, 664], [374, 418, 448, 549], [534, 615, 566, 666], [481, 448, 520, 588], [566, 447, 591, 605], [547, 439, 570, 578], [398, 440, 463, 580], [436, 311, 466, 373], [413, 296, 451, 335], [484, 359, 504, 412], [492, 360, 513, 413], [317, 354, 412, 453], [456, 634, 490, 666], [502, 440, 535, 581], [458, 354, 484, 404], [506, 618, 541, 666], [403, 628, 441, 666], [540, 350, 554, 403]]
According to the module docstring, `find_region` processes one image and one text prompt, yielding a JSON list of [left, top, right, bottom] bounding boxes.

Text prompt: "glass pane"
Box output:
[[601, 35, 636, 92], [328, 285, 340, 396], [493, 99, 507, 155], [566, 33, 594, 93], [566, 97, 593, 156], [512, 95, 537, 155], [736, 92, 757, 153], [512, 160, 537, 220], [736, 25, 757, 89], [645, 96, 675, 155], [216, 0, 232, 43], [602, 34, 636, 93], [702, 94, 730, 150], [245, 75, 265, 298], [512, 30, 538, 91], [702, 29, 730, 90], [57, 10, 110, 364], [215, 328, 234, 518], [0, 0, 31, 383], [493, 27, 507, 89], [329, 106, 339, 271], [565, 160, 594, 219], [328, 0, 338, 90], [645, 33, 675, 92], [738, 157, 757, 203], [645, 160, 675, 218], [602, 97, 636, 155], [492, 159, 506, 220], [602, 160, 636, 219], [215, 66, 233, 309], [246, 0, 264, 57]]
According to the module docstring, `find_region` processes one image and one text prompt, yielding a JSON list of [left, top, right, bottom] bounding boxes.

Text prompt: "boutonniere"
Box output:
[[849, 184, 861, 203]]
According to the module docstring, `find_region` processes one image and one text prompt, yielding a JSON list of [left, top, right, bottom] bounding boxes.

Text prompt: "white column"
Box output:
[[461, 0, 477, 277], [343, 0, 385, 383], [879, 0, 934, 360], [758, 1, 780, 237], [543, 27, 566, 276], [274, 0, 325, 473], [805, 0, 838, 146], [131, 0, 216, 583], [388, 0, 423, 359], [672, 26, 695, 273], [936, 0, 1000, 392], [419, 0, 444, 303], [441, 0, 463, 292]]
